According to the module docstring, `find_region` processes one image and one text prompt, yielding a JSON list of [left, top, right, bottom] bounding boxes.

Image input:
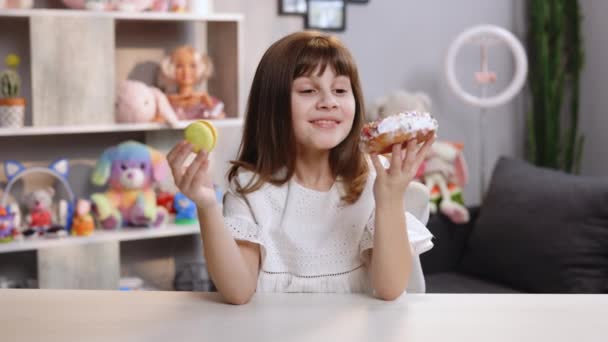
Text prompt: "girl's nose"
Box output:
[[317, 91, 339, 110]]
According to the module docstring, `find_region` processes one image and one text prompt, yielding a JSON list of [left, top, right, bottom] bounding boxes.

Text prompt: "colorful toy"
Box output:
[[159, 46, 225, 120], [90, 141, 169, 229], [0, 206, 17, 242], [115, 80, 179, 127], [416, 141, 470, 224], [72, 199, 95, 236], [173, 192, 197, 224], [2, 159, 75, 238], [24, 187, 54, 233], [184, 119, 218, 153], [156, 191, 176, 214]]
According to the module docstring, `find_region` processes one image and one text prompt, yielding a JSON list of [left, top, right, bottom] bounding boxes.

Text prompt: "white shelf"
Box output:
[[0, 223, 200, 254], [0, 118, 243, 137], [0, 8, 243, 22]]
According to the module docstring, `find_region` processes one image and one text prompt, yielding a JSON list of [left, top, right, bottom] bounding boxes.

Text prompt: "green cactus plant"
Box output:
[[527, 0, 585, 174], [0, 54, 22, 99]]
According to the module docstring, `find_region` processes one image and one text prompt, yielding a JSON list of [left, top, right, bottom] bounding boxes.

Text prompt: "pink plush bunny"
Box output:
[[115, 80, 179, 127]]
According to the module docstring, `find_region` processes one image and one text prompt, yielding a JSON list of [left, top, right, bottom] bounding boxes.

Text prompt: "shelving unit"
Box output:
[[0, 8, 246, 290], [0, 223, 199, 254]]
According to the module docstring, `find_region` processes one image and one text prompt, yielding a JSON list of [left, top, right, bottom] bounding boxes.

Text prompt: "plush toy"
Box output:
[[90, 140, 169, 229], [115, 80, 179, 127], [416, 141, 470, 224], [72, 199, 95, 236], [159, 45, 225, 120], [367, 89, 432, 122], [24, 187, 55, 233]]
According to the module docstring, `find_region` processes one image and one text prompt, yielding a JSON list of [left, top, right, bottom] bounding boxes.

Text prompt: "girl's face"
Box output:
[[291, 66, 356, 154], [173, 50, 200, 87]]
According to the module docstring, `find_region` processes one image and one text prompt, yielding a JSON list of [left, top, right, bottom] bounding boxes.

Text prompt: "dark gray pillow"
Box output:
[[459, 157, 608, 293]]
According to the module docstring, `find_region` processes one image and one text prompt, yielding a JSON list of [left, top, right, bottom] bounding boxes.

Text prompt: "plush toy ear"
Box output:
[[91, 147, 116, 186], [4, 160, 25, 182], [49, 159, 69, 181], [151, 87, 180, 127], [148, 147, 169, 183]]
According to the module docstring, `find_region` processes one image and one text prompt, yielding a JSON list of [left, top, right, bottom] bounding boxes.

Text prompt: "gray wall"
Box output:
[[217, 0, 527, 205], [579, 0, 608, 177]]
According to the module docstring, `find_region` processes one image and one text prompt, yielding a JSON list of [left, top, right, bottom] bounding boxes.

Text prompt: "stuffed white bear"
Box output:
[[366, 90, 432, 122]]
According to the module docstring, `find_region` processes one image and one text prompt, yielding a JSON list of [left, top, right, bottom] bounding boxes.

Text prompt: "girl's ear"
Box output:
[[148, 147, 169, 183], [91, 147, 116, 186]]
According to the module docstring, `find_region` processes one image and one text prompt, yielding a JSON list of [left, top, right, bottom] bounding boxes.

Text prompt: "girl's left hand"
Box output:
[[370, 136, 435, 205]]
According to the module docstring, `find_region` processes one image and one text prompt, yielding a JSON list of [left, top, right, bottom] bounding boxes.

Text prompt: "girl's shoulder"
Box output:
[[228, 167, 288, 195]]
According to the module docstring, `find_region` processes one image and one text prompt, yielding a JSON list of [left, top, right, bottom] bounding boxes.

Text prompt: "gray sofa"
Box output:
[[421, 157, 608, 294]]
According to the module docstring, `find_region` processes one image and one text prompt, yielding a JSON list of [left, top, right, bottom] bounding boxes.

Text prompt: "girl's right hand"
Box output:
[[166, 140, 218, 209]]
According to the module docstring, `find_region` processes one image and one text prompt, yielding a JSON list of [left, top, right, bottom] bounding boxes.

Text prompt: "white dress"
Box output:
[[222, 167, 434, 294]]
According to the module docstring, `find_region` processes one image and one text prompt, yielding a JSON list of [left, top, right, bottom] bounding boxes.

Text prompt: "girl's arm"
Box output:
[[167, 141, 260, 305], [368, 138, 434, 300], [197, 204, 260, 305]]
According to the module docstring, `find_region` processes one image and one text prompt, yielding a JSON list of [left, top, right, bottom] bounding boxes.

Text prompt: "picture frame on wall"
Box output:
[[279, 0, 307, 15], [305, 0, 346, 32]]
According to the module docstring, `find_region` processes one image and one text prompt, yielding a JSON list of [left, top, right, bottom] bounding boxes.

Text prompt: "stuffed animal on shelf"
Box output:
[[90, 140, 169, 230], [2, 159, 75, 238], [72, 199, 95, 236], [24, 187, 55, 232], [115, 80, 179, 127], [367, 89, 432, 122], [416, 141, 470, 224], [159, 45, 225, 120]]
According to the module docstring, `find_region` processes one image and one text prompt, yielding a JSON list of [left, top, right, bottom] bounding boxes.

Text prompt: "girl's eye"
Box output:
[[299, 89, 315, 94], [334, 88, 348, 94]]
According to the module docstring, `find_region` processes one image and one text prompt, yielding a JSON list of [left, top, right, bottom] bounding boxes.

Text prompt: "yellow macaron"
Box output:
[[184, 120, 218, 153]]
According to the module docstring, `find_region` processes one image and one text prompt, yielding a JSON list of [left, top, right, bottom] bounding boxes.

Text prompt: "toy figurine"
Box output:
[[173, 192, 197, 224], [72, 199, 95, 236], [0, 206, 17, 242], [160, 46, 225, 120]]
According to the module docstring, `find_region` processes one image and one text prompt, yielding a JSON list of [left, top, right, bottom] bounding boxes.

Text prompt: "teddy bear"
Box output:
[[366, 89, 432, 122], [90, 140, 169, 230], [24, 187, 55, 233], [416, 141, 470, 224], [115, 80, 179, 127]]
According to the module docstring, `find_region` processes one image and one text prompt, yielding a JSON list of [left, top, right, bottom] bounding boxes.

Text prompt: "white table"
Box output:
[[1, 289, 607, 341]]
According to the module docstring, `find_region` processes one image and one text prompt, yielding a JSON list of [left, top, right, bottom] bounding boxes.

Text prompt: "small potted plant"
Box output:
[[0, 54, 25, 128]]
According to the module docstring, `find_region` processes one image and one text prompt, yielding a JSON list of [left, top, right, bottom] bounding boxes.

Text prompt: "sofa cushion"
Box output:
[[425, 272, 520, 293], [459, 157, 608, 293]]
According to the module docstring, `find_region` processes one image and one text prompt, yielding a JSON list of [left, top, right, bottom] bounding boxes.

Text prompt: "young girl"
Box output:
[[166, 31, 435, 304]]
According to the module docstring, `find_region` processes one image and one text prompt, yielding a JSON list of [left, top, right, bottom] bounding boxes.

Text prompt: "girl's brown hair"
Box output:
[[228, 31, 368, 204]]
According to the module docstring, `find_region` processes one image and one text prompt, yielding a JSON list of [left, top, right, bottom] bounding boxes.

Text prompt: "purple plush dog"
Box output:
[[90, 141, 169, 229]]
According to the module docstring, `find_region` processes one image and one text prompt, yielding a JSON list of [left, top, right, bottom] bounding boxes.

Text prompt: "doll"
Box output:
[[159, 46, 225, 120]]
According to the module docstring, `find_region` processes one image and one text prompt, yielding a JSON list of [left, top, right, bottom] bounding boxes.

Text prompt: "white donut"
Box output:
[[360, 111, 438, 154]]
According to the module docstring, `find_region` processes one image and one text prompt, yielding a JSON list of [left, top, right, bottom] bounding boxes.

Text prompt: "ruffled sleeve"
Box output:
[[359, 181, 434, 261], [359, 210, 434, 259], [223, 184, 264, 246]]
